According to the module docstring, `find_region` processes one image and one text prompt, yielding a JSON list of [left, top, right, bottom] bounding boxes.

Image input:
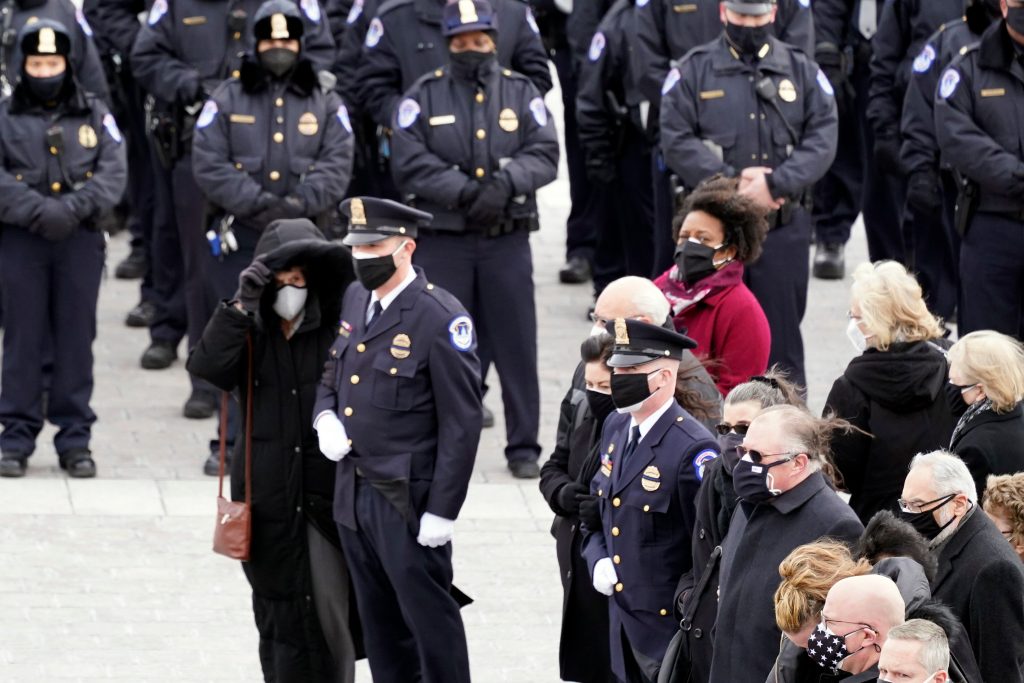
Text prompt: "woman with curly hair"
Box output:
[[654, 175, 771, 396], [983, 473, 1024, 562]]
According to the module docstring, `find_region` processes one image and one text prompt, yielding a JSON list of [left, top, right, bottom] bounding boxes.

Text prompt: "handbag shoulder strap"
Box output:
[[217, 391, 230, 497], [681, 545, 722, 629], [244, 333, 254, 506]]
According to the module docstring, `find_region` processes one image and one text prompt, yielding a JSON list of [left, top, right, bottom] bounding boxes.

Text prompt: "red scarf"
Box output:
[[658, 261, 745, 317]]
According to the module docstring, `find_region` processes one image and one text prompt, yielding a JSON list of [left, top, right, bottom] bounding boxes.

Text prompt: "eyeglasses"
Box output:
[[736, 446, 798, 464], [822, 617, 875, 639], [715, 422, 750, 436], [897, 492, 956, 514]]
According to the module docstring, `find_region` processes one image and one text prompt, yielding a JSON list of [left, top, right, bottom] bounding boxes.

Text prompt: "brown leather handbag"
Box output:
[[212, 334, 254, 561]]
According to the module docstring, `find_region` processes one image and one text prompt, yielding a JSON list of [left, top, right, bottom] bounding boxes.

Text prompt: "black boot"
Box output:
[[183, 389, 217, 419], [125, 300, 155, 328], [0, 452, 28, 478], [115, 245, 148, 280], [60, 449, 96, 478], [140, 340, 178, 370], [559, 256, 592, 284], [482, 405, 495, 429], [204, 450, 229, 477], [507, 459, 540, 479], [812, 242, 845, 280]]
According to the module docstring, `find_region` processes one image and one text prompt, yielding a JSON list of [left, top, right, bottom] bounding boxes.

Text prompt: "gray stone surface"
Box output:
[[0, 81, 866, 680]]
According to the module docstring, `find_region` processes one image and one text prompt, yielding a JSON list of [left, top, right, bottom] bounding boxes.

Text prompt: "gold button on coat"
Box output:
[[356, 343, 366, 352], [615, 583, 623, 592], [390, 368, 398, 375], [50, 181, 61, 192], [660, 609, 668, 616], [231, 70, 240, 78], [643, 505, 650, 512], [275, 98, 284, 107], [475, 167, 485, 178], [269, 170, 281, 181], [475, 92, 484, 103], [476, 129, 486, 140], [273, 132, 284, 143], [611, 526, 620, 536], [612, 497, 621, 507], [343, 407, 353, 417], [350, 375, 359, 384], [613, 555, 620, 564]]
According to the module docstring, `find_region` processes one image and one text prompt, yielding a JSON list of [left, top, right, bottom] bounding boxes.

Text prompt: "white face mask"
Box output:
[[846, 317, 869, 353], [590, 324, 606, 337], [273, 285, 307, 321]]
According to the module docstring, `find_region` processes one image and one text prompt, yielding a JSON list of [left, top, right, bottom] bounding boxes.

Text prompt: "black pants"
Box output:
[[650, 152, 677, 277], [120, 73, 156, 306], [0, 228, 105, 456], [147, 144, 187, 347], [338, 479, 469, 683], [959, 211, 1024, 338], [906, 171, 960, 320]]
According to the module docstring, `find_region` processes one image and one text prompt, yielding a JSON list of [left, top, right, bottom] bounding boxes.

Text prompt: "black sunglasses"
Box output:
[[715, 422, 750, 436], [736, 446, 798, 464]]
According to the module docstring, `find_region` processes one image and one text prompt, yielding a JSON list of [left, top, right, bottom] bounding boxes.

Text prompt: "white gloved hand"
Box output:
[[416, 512, 455, 548], [592, 557, 618, 597], [314, 411, 351, 461]]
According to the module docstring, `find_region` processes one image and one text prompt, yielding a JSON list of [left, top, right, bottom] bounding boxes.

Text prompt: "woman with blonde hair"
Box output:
[[825, 261, 957, 523], [948, 331, 1024, 498], [983, 473, 1024, 562]]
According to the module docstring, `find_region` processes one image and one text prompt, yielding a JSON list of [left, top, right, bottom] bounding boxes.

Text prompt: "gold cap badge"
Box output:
[[458, 0, 478, 24], [38, 27, 57, 54], [350, 198, 367, 226], [270, 13, 289, 39], [614, 318, 629, 345]]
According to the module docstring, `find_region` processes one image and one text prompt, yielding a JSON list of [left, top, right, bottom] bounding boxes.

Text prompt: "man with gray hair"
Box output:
[[900, 450, 1024, 682], [878, 619, 950, 683]]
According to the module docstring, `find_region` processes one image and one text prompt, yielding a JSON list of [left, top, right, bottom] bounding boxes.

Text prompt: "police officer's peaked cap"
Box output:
[[339, 197, 433, 245], [19, 19, 72, 58], [604, 318, 697, 368], [253, 0, 305, 41], [442, 0, 498, 37], [722, 0, 775, 15]]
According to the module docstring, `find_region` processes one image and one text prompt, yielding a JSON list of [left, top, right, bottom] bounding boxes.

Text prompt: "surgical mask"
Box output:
[[732, 454, 791, 503], [586, 389, 616, 425], [26, 73, 66, 103], [674, 240, 729, 285], [272, 284, 307, 320], [899, 494, 957, 540], [260, 47, 298, 77], [1007, 6, 1024, 36], [610, 370, 661, 414], [725, 22, 772, 56], [807, 622, 877, 674], [718, 431, 744, 474], [846, 317, 869, 353], [352, 240, 407, 291], [449, 49, 496, 82]]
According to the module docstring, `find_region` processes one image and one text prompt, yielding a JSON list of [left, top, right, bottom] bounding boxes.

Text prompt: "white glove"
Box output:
[[416, 512, 455, 548], [592, 557, 618, 597], [314, 411, 351, 461]]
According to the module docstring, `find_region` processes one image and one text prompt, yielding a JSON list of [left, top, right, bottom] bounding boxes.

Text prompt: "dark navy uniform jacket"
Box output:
[[130, 0, 337, 107], [866, 0, 964, 143], [900, 18, 977, 176], [191, 56, 353, 231], [660, 35, 838, 198], [0, 82, 126, 229], [389, 61, 559, 232], [356, 0, 552, 128], [633, 0, 814, 107], [82, 0, 144, 58], [935, 20, 1024, 214], [333, 0, 379, 111], [581, 401, 719, 679], [313, 267, 484, 530], [813, 0, 881, 51], [0, 0, 109, 100]]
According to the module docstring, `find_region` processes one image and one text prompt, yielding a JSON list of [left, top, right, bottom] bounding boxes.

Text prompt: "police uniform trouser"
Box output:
[[959, 211, 1024, 339], [147, 141, 188, 350], [122, 73, 157, 306], [743, 207, 810, 388], [337, 478, 470, 683], [173, 154, 215, 376], [0, 228, 105, 456], [650, 153, 676, 277], [414, 229, 541, 463], [904, 172, 960, 321]]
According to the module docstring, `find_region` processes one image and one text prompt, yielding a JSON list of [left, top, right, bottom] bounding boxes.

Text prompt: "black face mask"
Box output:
[[674, 241, 727, 285], [1007, 7, 1024, 36], [725, 22, 772, 56], [609, 371, 657, 413], [717, 431, 744, 475], [586, 389, 617, 426], [26, 73, 66, 104], [899, 494, 957, 540], [260, 47, 298, 78], [449, 49, 496, 82], [353, 252, 397, 291], [732, 456, 791, 503]]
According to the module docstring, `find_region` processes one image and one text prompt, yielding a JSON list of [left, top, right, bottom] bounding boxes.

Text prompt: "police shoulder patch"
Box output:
[[939, 68, 960, 99], [102, 113, 123, 143], [76, 7, 94, 36], [588, 31, 606, 62], [336, 103, 353, 133], [365, 17, 384, 47], [797, 0, 809, 7], [526, 8, 540, 35], [816, 68, 835, 96], [913, 44, 936, 73], [448, 315, 474, 352], [661, 66, 680, 96], [346, 0, 363, 24], [529, 97, 548, 127], [636, 0, 649, 8], [692, 449, 717, 482], [147, 0, 168, 25], [196, 100, 218, 128], [301, 0, 322, 22], [396, 98, 420, 128]]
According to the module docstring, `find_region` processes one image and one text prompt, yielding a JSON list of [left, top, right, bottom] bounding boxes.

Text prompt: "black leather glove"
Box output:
[[279, 194, 306, 219], [906, 169, 942, 217], [29, 198, 78, 242], [458, 180, 481, 207], [249, 193, 304, 229], [556, 482, 588, 516], [585, 156, 617, 185], [466, 175, 512, 225], [577, 494, 602, 531], [234, 259, 273, 313], [873, 133, 902, 174]]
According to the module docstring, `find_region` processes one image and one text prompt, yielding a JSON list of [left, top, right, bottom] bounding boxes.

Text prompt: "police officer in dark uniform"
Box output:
[[935, 3, 1024, 339], [191, 0, 353, 473], [389, 0, 559, 478], [0, 21, 127, 478], [581, 318, 718, 683], [659, 0, 838, 388], [313, 196, 482, 683]]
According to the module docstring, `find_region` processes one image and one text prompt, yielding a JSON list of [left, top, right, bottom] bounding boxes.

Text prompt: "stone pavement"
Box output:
[[0, 83, 867, 681]]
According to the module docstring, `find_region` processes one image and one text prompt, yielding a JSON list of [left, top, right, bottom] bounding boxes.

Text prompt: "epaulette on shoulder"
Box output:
[[376, 0, 413, 17], [423, 282, 462, 313]]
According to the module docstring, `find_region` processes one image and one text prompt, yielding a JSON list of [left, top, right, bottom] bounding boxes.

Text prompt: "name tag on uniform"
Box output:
[[428, 114, 456, 126], [229, 114, 256, 124], [980, 88, 1005, 98], [673, 3, 697, 12], [699, 89, 725, 100], [182, 15, 207, 25]]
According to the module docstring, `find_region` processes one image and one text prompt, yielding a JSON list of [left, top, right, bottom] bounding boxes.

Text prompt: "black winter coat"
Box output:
[[825, 341, 956, 524], [950, 402, 1024, 499], [186, 219, 359, 682]]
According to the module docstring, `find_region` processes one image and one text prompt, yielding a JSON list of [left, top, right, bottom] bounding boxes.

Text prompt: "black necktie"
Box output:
[[620, 425, 641, 470], [366, 301, 383, 330]]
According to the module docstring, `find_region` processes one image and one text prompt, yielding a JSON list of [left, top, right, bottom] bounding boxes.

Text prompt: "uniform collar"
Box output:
[[712, 35, 788, 76], [979, 20, 1023, 72], [239, 56, 318, 96], [369, 266, 418, 313], [10, 75, 90, 117], [630, 395, 675, 442]]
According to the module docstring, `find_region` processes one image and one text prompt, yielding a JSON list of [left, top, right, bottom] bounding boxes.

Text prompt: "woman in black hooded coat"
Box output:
[[187, 218, 358, 682]]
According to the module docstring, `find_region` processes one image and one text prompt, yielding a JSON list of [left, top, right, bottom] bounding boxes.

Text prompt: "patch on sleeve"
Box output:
[[102, 113, 123, 143], [816, 68, 835, 96], [346, 0, 363, 24], [448, 315, 474, 352], [301, 0, 322, 22], [798, 0, 809, 7], [913, 44, 936, 73], [365, 17, 384, 47], [939, 68, 960, 99], [692, 449, 717, 482], [529, 97, 548, 127], [588, 31, 606, 62], [336, 103, 352, 133], [147, 0, 168, 25], [661, 66, 680, 96], [76, 7, 94, 36], [526, 8, 540, 34], [636, 0, 649, 7], [396, 98, 420, 129], [196, 100, 218, 129]]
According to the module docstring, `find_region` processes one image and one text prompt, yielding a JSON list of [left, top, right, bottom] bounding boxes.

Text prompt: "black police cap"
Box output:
[[442, 0, 498, 37], [19, 20, 72, 59], [603, 318, 697, 368], [722, 0, 775, 15], [339, 197, 433, 245], [253, 0, 305, 41]]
